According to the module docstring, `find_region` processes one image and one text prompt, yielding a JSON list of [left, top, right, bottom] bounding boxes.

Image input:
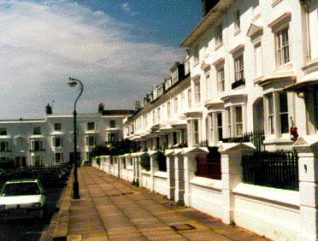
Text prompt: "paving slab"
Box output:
[[48, 167, 271, 241]]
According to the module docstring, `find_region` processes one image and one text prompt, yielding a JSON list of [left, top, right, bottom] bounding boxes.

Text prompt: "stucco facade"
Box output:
[[0, 110, 132, 167]]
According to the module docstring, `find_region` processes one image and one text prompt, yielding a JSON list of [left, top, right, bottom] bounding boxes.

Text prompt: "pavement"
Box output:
[[45, 167, 271, 241]]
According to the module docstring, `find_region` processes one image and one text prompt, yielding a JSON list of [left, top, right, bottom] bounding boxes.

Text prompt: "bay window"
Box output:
[[216, 113, 223, 141], [235, 106, 243, 136], [189, 119, 200, 146], [279, 92, 289, 134], [265, 92, 290, 136]]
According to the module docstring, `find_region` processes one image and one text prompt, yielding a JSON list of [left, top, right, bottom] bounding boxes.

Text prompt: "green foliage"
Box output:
[[153, 151, 167, 172], [140, 153, 150, 171]]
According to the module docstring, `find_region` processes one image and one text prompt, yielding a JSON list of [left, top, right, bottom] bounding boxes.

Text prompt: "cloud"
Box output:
[[120, 2, 138, 16], [0, 1, 183, 118]]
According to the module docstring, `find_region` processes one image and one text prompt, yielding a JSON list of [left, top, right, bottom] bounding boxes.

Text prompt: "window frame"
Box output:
[[54, 123, 62, 131], [33, 127, 41, 135], [0, 128, 7, 136], [217, 64, 225, 93], [234, 53, 244, 82], [110, 120, 116, 128], [275, 26, 290, 67], [87, 122, 95, 131], [194, 81, 201, 104]]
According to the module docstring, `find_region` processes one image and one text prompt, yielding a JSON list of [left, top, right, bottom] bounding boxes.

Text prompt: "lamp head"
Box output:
[[68, 77, 77, 87]]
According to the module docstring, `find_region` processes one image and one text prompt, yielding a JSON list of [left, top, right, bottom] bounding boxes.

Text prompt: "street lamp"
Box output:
[[68, 77, 84, 199]]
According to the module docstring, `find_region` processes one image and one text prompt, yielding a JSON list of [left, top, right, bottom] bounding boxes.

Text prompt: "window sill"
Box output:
[[302, 59, 318, 74], [275, 62, 292, 72]]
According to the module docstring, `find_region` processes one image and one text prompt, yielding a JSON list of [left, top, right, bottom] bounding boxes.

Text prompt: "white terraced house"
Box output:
[[0, 109, 133, 167], [92, 1, 318, 241]]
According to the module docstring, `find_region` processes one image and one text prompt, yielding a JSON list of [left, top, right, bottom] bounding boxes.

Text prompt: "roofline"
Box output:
[[180, 0, 234, 48]]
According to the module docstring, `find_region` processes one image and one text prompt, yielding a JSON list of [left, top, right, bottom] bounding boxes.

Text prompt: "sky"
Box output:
[[0, 0, 201, 119]]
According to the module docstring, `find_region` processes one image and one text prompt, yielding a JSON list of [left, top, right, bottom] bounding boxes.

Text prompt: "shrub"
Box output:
[[140, 153, 150, 171]]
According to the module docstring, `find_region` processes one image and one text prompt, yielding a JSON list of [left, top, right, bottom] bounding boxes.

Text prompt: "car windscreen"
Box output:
[[1, 183, 40, 196]]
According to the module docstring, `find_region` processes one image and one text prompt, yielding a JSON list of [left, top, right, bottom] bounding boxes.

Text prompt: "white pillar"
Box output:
[[219, 143, 255, 224], [150, 152, 157, 192], [166, 151, 175, 200], [183, 148, 208, 207], [174, 152, 185, 203], [294, 137, 318, 241]]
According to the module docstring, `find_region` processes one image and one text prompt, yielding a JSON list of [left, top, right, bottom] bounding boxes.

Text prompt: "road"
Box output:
[[0, 186, 64, 241]]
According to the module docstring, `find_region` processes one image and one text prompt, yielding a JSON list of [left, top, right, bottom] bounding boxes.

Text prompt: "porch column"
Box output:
[[219, 143, 255, 224], [165, 150, 175, 200], [183, 147, 208, 207], [294, 136, 318, 241], [149, 151, 157, 192], [174, 151, 185, 203]]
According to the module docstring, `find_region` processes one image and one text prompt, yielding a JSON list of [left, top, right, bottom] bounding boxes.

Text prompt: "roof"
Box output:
[[181, 0, 234, 47], [101, 110, 134, 116]]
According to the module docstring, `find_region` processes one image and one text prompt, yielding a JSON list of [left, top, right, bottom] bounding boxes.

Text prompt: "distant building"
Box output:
[[0, 110, 133, 167]]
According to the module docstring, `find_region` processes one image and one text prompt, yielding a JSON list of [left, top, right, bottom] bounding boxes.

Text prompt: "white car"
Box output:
[[0, 179, 47, 221]]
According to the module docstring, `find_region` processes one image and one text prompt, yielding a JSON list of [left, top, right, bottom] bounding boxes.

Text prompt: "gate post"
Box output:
[[183, 147, 208, 207], [293, 136, 318, 241], [165, 149, 175, 200], [218, 143, 255, 224]]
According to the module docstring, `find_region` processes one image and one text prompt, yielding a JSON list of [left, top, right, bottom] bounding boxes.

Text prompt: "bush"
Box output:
[[153, 151, 166, 172], [140, 153, 150, 171]]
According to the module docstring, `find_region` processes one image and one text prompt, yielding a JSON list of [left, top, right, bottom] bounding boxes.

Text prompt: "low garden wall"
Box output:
[[92, 140, 318, 241], [153, 171, 168, 196], [189, 177, 223, 219]]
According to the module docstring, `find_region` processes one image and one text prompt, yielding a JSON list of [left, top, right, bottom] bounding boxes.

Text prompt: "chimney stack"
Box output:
[[201, 0, 220, 16]]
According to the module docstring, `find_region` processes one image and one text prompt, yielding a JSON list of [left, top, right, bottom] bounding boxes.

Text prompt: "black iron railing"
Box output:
[[222, 130, 265, 151], [242, 150, 299, 190]]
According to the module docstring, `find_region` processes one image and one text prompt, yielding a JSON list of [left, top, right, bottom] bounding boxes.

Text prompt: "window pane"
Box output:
[[281, 114, 289, 133], [235, 106, 242, 122], [279, 92, 288, 113], [0, 128, 7, 136], [217, 113, 223, 140]]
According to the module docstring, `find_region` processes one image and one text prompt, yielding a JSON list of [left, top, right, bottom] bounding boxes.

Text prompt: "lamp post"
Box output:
[[68, 77, 83, 199]]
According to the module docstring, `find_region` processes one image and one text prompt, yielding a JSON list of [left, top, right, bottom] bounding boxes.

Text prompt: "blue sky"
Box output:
[[0, 0, 201, 118]]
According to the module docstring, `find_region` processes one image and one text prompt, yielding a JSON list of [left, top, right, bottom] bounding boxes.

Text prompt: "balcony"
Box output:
[[231, 78, 245, 89], [222, 130, 265, 151]]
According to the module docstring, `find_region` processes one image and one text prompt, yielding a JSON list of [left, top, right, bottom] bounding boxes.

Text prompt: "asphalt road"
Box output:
[[0, 186, 64, 241]]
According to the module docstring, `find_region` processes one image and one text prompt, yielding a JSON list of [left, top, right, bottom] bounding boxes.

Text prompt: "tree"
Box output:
[[46, 103, 53, 115], [98, 103, 104, 113], [89, 145, 110, 160]]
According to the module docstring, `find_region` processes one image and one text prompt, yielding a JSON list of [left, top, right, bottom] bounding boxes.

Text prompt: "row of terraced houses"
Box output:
[[94, 1, 318, 241], [0, 110, 133, 167]]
